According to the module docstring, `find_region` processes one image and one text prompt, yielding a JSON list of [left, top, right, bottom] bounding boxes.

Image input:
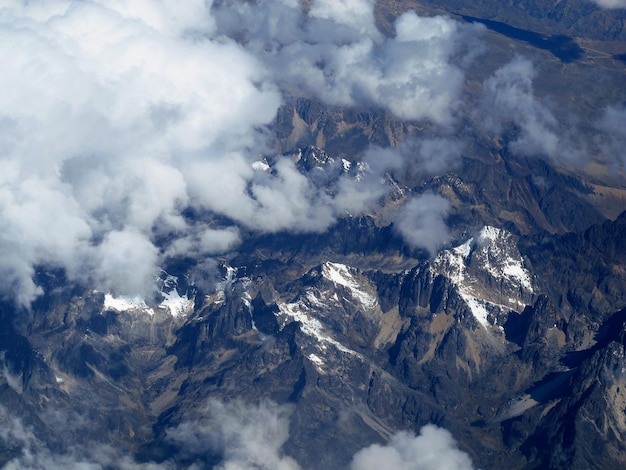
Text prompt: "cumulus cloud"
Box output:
[[394, 193, 452, 255], [0, 0, 483, 306], [164, 227, 241, 258], [350, 425, 474, 470], [1, 401, 476, 470], [590, 0, 626, 8], [309, 0, 381, 38], [0, 0, 283, 305], [214, 0, 484, 125], [166, 399, 301, 470], [478, 56, 587, 165]]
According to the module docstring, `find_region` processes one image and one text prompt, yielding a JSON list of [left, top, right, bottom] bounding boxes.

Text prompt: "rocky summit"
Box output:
[[1, 1, 626, 469]]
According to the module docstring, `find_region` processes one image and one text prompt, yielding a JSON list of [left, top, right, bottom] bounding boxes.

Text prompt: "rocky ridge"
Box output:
[[1, 207, 625, 468]]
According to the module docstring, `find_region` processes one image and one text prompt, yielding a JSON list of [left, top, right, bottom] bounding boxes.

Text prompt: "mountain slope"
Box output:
[[2, 210, 625, 468]]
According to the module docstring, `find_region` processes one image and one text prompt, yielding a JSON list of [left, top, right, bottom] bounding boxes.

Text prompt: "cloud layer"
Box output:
[[0, 400, 300, 469], [0, 0, 280, 304], [477, 54, 626, 173], [0, 405, 171, 469], [0, 0, 487, 305], [166, 399, 301, 470], [1, 402, 474, 470], [214, 0, 484, 125], [1, 1, 624, 306]]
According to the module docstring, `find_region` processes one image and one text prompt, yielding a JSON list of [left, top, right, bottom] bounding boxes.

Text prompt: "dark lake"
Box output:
[[462, 15, 584, 63]]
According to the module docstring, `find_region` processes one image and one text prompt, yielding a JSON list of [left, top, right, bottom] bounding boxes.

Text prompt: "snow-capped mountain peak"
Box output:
[[102, 272, 194, 318], [432, 226, 534, 328], [321, 262, 377, 309]]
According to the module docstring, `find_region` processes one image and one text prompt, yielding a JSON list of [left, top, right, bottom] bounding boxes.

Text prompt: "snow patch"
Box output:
[[305, 290, 327, 309], [103, 273, 194, 318], [276, 301, 359, 357], [477, 225, 500, 243], [503, 262, 533, 292], [458, 292, 489, 328], [443, 238, 472, 285], [251, 160, 270, 172], [453, 238, 472, 259], [209, 265, 238, 303], [321, 262, 377, 308], [354, 161, 370, 182], [242, 291, 258, 331], [158, 273, 194, 318], [432, 226, 533, 328], [104, 294, 154, 316], [308, 353, 325, 372], [159, 287, 194, 318], [341, 159, 352, 172], [224, 265, 237, 283], [477, 227, 533, 292]]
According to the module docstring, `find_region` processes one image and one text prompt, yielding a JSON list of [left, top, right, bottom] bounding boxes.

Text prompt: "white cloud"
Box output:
[[309, 0, 380, 38], [0, 174, 92, 306], [394, 193, 452, 255], [1, 403, 476, 470], [214, 1, 484, 125], [0, 0, 280, 304], [0, 0, 484, 305], [595, 104, 626, 170], [166, 399, 301, 470], [165, 227, 241, 258], [1, 400, 300, 469], [590, 0, 626, 8], [91, 229, 160, 297], [478, 56, 586, 165], [350, 426, 474, 470]]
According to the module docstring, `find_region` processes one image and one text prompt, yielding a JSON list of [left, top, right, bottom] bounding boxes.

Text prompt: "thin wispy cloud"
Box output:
[[1, 402, 475, 470], [477, 55, 588, 166], [595, 104, 626, 171]]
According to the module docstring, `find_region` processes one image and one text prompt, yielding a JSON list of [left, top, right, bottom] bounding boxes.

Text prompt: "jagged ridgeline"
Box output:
[[2, 201, 626, 469], [1, 1, 626, 469]]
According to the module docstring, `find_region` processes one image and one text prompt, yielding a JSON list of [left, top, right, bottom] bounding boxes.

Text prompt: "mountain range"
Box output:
[[1, 1, 626, 469]]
